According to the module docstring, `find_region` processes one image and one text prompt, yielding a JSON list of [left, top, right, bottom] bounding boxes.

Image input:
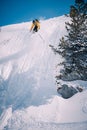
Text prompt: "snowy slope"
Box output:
[[0, 16, 87, 130]]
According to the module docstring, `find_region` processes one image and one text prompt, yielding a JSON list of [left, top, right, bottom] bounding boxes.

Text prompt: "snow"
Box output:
[[0, 15, 87, 130], [0, 107, 12, 130]]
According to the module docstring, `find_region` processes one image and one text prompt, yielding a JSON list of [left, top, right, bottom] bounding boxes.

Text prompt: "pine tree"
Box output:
[[55, 0, 87, 81]]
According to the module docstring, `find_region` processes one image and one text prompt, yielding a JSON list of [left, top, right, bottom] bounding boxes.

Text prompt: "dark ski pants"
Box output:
[[33, 26, 38, 32]]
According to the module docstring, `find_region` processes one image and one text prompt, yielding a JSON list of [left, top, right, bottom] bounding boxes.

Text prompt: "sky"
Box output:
[[0, 0, 75, 26]]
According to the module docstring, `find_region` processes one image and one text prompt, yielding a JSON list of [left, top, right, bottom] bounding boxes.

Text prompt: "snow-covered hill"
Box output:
[[0, 16, 87, 130]]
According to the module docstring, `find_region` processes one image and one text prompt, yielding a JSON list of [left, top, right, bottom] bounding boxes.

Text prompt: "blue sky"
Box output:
[[0, 0, 74, 26]]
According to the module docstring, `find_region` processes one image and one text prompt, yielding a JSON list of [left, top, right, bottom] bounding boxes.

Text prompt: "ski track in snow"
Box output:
[[0, 16, 87, 130]]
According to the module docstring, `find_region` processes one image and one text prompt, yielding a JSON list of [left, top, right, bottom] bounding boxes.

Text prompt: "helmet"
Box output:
[[32, 20, 35, 23]]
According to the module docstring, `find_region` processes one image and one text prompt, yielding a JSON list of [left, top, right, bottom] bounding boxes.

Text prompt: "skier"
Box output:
[[30, 19, 40, 32]]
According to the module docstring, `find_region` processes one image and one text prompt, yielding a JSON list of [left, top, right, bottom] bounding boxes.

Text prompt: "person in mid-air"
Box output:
[[30, 19, 40, 32]]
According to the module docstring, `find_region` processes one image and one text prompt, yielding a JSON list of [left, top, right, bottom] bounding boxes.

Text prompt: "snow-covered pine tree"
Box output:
[[56, 0, 87, 81]]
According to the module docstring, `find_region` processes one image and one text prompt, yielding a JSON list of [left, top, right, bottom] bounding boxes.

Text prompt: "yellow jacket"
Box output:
[[30, 21, 40, 31]]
